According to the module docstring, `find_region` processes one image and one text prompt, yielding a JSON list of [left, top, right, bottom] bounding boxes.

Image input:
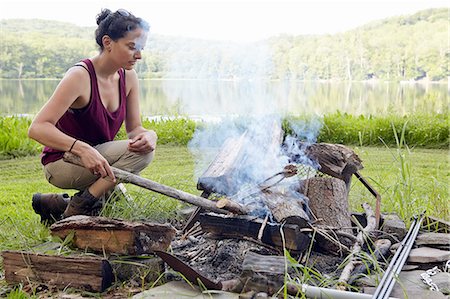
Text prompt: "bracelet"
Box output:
[[68, 139, 78, 152]]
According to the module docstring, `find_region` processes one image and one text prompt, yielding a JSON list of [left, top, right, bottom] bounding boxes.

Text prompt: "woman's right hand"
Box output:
[[74, 141, 116, 182]]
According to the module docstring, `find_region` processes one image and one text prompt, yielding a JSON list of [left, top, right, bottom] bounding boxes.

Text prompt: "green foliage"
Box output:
[[0, 116, 41, 159], [317, 112, 449, 148], [0, 114, 448, 159], [0, 8, 447, 81]]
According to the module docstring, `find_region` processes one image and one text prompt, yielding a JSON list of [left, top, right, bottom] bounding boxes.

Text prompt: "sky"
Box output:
[[0, 0, 448, 42]]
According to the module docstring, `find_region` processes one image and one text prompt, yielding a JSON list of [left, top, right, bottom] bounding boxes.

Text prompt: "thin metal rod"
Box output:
[[372, 213, 424, 299], [376, 214, 424, 299]]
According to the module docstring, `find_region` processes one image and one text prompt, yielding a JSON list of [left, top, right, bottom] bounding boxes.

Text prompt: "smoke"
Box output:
[[162, 39, 324, 218]]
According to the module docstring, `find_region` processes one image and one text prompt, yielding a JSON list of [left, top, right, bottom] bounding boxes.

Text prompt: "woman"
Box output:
[[28, 8, 157, 224]]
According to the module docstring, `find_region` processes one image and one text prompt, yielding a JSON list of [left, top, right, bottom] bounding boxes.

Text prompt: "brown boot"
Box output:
[[63, 190, 103, 218], [32, 193, 70, 225]]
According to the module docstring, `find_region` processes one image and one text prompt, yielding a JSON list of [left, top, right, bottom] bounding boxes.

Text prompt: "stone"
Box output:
[[381, 213, 407, 242], [415, 232, 450, 248], [408, 247, 450, 264]]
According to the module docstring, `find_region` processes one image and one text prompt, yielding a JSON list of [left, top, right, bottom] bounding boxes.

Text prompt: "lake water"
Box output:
[[0, 79, 447, 118]]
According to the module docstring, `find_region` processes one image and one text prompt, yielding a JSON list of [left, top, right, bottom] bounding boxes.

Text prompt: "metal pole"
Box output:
[[372, 213, 424, 299], [375, 214, 424, 299]]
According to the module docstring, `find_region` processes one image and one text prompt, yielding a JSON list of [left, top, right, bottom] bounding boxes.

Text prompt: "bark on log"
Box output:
[[50, 215, 176, 255], [336, 202, 377, 290], [63, 152, 240, 215], [300, 177, 351, 229], [2, 250, 113, 292], [199, 212, 310, 253]]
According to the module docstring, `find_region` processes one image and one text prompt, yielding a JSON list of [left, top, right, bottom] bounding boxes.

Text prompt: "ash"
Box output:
[[170, 230, 344, 284]]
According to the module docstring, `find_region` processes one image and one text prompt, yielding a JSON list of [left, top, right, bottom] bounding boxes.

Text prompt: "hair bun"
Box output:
[[96, 8, 112, 25]]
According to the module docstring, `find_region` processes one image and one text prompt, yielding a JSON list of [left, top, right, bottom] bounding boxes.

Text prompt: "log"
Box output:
[[300, 177, 351, 229], [63, 152, 242, 215], [197, 119, 284, 196], [261, 191, 310, 225], [50, 215, 176, 255], [197, 132, 248, 195], [303, 142, 363, 188], [198, 212, 310, 253], [2, 250, 113, 292]]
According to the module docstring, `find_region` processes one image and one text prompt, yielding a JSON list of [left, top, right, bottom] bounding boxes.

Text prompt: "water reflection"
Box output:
[[0, 79, 447, 117]]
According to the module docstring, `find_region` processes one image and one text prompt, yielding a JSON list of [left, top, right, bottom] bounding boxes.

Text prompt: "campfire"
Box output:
[[3, 120, 449, 298]]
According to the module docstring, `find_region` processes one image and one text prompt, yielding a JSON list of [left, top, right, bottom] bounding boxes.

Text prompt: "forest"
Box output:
[[0, 8, 448, 81]]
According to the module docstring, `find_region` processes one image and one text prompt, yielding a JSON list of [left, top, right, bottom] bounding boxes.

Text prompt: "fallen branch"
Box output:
[[63, 152, 246, 215], [336, 202, 377, 290]]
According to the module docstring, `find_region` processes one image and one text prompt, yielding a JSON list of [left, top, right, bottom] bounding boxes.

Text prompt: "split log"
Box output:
[[63, 152, 241, 215], [303, 142, 363, 188], [336, 202, 377, 290], [197, 132, 249, 195], [197, 120, 284, 196], [50, 215, 176, 255], [260, 191, 310, 225], [2, 250, 113, 292], [300, 177, 351, 229], [198, 212, 310, 253]]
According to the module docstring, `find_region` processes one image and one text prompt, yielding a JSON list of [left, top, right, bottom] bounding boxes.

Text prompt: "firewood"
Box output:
[[260, 191, 310, 226], [216, 197, 249, 215], [198, 212, 310, 253], [2, 250, 113, 292], [197, 119, 284, 196], [304, 142, 363, 188], [336, 202, 377, 290], [300, 177, 351, 229], [50, 216, 176, 255]]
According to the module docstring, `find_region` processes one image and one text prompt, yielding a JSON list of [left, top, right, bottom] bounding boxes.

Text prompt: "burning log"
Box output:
[[198, 213, 310, 253], [197, 120, 284, 196], [261, 191, 310, 226]]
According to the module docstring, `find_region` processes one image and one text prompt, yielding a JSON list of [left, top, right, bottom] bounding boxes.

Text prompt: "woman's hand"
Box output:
[[128, 130, 157, 153], [78, 145, 116, 182]]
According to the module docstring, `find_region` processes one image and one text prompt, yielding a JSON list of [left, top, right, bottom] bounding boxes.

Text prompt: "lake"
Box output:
[[0, 79, 447, 118]]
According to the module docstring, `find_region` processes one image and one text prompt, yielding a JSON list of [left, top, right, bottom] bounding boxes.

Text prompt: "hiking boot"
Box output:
[[32, 193, 70, 225], [63, 190, 103, 218]]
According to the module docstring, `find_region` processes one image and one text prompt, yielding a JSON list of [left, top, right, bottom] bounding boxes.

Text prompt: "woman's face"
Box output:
[[111, 28, 148, 70]]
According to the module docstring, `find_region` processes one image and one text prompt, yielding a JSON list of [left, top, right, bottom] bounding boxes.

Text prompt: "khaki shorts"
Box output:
[[44, 140, 154, 191]]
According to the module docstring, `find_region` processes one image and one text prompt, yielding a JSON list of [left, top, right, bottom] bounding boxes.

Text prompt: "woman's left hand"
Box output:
[[128, 130, 157, 153]]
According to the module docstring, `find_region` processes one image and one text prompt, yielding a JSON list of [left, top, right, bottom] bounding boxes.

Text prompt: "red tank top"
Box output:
[[41, 59, 127, 165]]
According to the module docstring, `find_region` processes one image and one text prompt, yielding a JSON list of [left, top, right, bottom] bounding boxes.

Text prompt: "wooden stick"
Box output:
[[216, 198, 249, 215], [63, 152, 245, 215], [336, 202, 377, 290]]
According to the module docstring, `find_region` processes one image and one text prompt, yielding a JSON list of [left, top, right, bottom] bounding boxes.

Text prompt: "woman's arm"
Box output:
[[28, 66, 115, 180], [124, 69, 157, 153]]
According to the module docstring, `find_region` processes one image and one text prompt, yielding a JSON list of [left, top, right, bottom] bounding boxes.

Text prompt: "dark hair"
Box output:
[[95, 8, 150, 50]]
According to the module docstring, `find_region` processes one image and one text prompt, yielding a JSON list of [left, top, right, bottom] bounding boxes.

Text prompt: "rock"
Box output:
[[415, 232, 450, 248], [364, 270, 448, 299], [408, 247, 450, 264], [381, 213, 407, 242]]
